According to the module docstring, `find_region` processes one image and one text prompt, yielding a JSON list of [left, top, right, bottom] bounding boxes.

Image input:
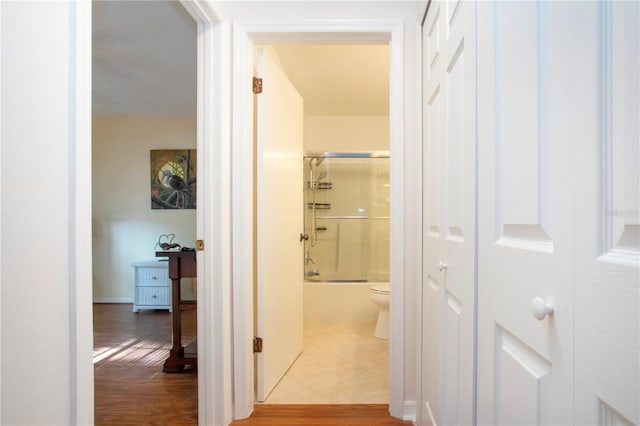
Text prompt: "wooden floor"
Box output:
[[94, 304, 412, 426], [93, 303, 197, 425], [230, 405, 413, 425]]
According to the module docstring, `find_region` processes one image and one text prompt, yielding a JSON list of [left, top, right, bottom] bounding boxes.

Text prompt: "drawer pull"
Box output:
[[152, 276, 158, 280], [152, 295, 158, 299]]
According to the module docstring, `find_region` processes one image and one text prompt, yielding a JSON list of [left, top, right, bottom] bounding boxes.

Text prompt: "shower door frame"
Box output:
[[303, 151, 391, 282], [231, 21, 408, 420]]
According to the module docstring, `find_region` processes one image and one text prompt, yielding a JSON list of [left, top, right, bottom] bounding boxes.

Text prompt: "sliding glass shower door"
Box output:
[[303, 152, 390, 282]]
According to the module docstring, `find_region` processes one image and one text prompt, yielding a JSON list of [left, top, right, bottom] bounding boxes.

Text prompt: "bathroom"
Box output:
[[255, 43, 391, 404]]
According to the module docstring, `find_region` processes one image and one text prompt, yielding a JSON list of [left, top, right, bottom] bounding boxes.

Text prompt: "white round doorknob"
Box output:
[[438, 260, 448, 271], [531, 297, 554, 320]]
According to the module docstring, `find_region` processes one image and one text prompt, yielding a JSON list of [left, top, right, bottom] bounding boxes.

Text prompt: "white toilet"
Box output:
[[369, 285, 390, 339]]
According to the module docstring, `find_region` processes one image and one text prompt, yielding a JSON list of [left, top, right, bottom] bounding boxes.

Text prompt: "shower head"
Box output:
[[314, 158, 324, 167]]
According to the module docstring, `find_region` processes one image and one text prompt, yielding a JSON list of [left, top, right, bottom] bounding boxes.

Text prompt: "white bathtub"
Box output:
[[303, 281, 388, 322]]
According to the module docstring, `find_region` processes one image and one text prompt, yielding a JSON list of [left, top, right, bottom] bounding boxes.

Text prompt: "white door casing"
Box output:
[[421, 0, 477, 424], [231, 20, 408, 420], [255, 46, 304, 402]]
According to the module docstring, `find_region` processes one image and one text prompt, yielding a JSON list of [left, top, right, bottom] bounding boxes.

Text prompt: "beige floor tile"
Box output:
[[263, 320, 389, 404]]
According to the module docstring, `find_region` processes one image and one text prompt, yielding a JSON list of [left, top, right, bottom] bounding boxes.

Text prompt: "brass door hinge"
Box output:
[[195, 239, 205, 251], [253, 337, 263, 353], [253, 77, 263, 94]]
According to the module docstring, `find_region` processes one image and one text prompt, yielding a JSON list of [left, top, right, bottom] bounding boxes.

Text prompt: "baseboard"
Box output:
[[93, 298, 133, 304], [403, 400, 417, 424]]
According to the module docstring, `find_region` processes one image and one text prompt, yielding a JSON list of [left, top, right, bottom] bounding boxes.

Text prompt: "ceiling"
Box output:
[[92, 1, 389, 116], [92, 1, 196, 116], [273, 44, 389, 115]]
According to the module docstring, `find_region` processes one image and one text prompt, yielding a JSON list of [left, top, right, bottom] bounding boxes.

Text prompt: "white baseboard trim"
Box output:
[[403, 400, 417, 424], [93, 298, 133, 304]]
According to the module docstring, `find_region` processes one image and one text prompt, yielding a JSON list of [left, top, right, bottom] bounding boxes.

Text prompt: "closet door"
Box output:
[[574, 2, 639, 424], [420, 0, 477, 424], [476, 2, 575, 424], [477, 3, 639, 424]]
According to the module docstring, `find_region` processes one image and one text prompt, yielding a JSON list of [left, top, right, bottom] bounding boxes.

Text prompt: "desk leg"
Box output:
[[163, 277, 185, 372]]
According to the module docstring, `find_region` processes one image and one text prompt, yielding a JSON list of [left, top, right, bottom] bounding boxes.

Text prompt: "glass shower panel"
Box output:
[[303, 153, 390, 282]]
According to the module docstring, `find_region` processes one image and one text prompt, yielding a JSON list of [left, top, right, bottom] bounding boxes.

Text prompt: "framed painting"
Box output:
[[150, 149, 197, 209]]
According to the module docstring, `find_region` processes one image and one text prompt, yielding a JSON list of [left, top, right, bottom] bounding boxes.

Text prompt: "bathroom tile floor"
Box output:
[[263, 321, 389, 404]]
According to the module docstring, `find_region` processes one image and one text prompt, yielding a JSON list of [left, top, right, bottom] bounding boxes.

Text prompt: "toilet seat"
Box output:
[[370, 285, 390, 295]]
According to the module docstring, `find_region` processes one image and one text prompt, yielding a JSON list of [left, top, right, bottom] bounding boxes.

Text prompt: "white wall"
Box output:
[[304, 284, 379, 321], [92, 116, 197, 301], [1, 1, 92, 423], [304, 115, 389, 153]]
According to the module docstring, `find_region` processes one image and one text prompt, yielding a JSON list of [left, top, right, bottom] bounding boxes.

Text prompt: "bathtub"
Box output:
[[303, 281, 389, 322]]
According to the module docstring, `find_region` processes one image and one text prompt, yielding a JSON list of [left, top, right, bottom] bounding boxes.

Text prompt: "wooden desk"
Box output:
[[156, 250, 197, 372]]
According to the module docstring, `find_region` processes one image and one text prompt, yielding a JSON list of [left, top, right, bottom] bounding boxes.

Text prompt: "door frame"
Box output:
[[68, 0, 217, 423], [176, 2, 234, 425], [230, 20, 406, 419]]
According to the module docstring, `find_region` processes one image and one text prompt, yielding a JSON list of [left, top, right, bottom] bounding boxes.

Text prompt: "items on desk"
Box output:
[[155, 233, 182, 251]]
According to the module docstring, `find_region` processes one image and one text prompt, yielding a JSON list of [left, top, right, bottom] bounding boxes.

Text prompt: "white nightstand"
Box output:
[[131, 259, 171, 312]]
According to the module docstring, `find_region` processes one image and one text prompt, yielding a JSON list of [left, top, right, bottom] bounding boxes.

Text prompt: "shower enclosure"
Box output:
[[303, 152, 390, 282]]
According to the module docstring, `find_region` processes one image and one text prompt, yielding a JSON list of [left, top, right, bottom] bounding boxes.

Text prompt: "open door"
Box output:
[[255, 46, 304, 402]]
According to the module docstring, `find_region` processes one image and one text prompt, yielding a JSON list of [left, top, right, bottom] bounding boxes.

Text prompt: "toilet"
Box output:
[[369, 285, 390, 339]]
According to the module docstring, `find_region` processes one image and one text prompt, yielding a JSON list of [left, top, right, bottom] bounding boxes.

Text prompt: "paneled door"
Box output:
[[255, 46, 304, 402], [477, 2, 639, 424], [476, 2, 575, 424], [420, 0, 477, 424], [573, 2, 639, 424]]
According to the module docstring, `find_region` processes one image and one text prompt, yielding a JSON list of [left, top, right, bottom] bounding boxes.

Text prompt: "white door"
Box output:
[[420, 1, 477, 424], [476, 2, 574, 423], [255, 46, 304, 402], [573, 2, 639, 424]]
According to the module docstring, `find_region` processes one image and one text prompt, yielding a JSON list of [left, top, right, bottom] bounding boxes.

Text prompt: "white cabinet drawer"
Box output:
[[136, 267, 170, 286], [135, 286, 170, 306], [132, 260, 171, 312]]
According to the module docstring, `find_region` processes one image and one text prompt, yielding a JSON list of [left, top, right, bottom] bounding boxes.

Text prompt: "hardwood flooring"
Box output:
[[93, 303, 197, 425], [229, 404, 413, 425], [94, 304, 412, 426]]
